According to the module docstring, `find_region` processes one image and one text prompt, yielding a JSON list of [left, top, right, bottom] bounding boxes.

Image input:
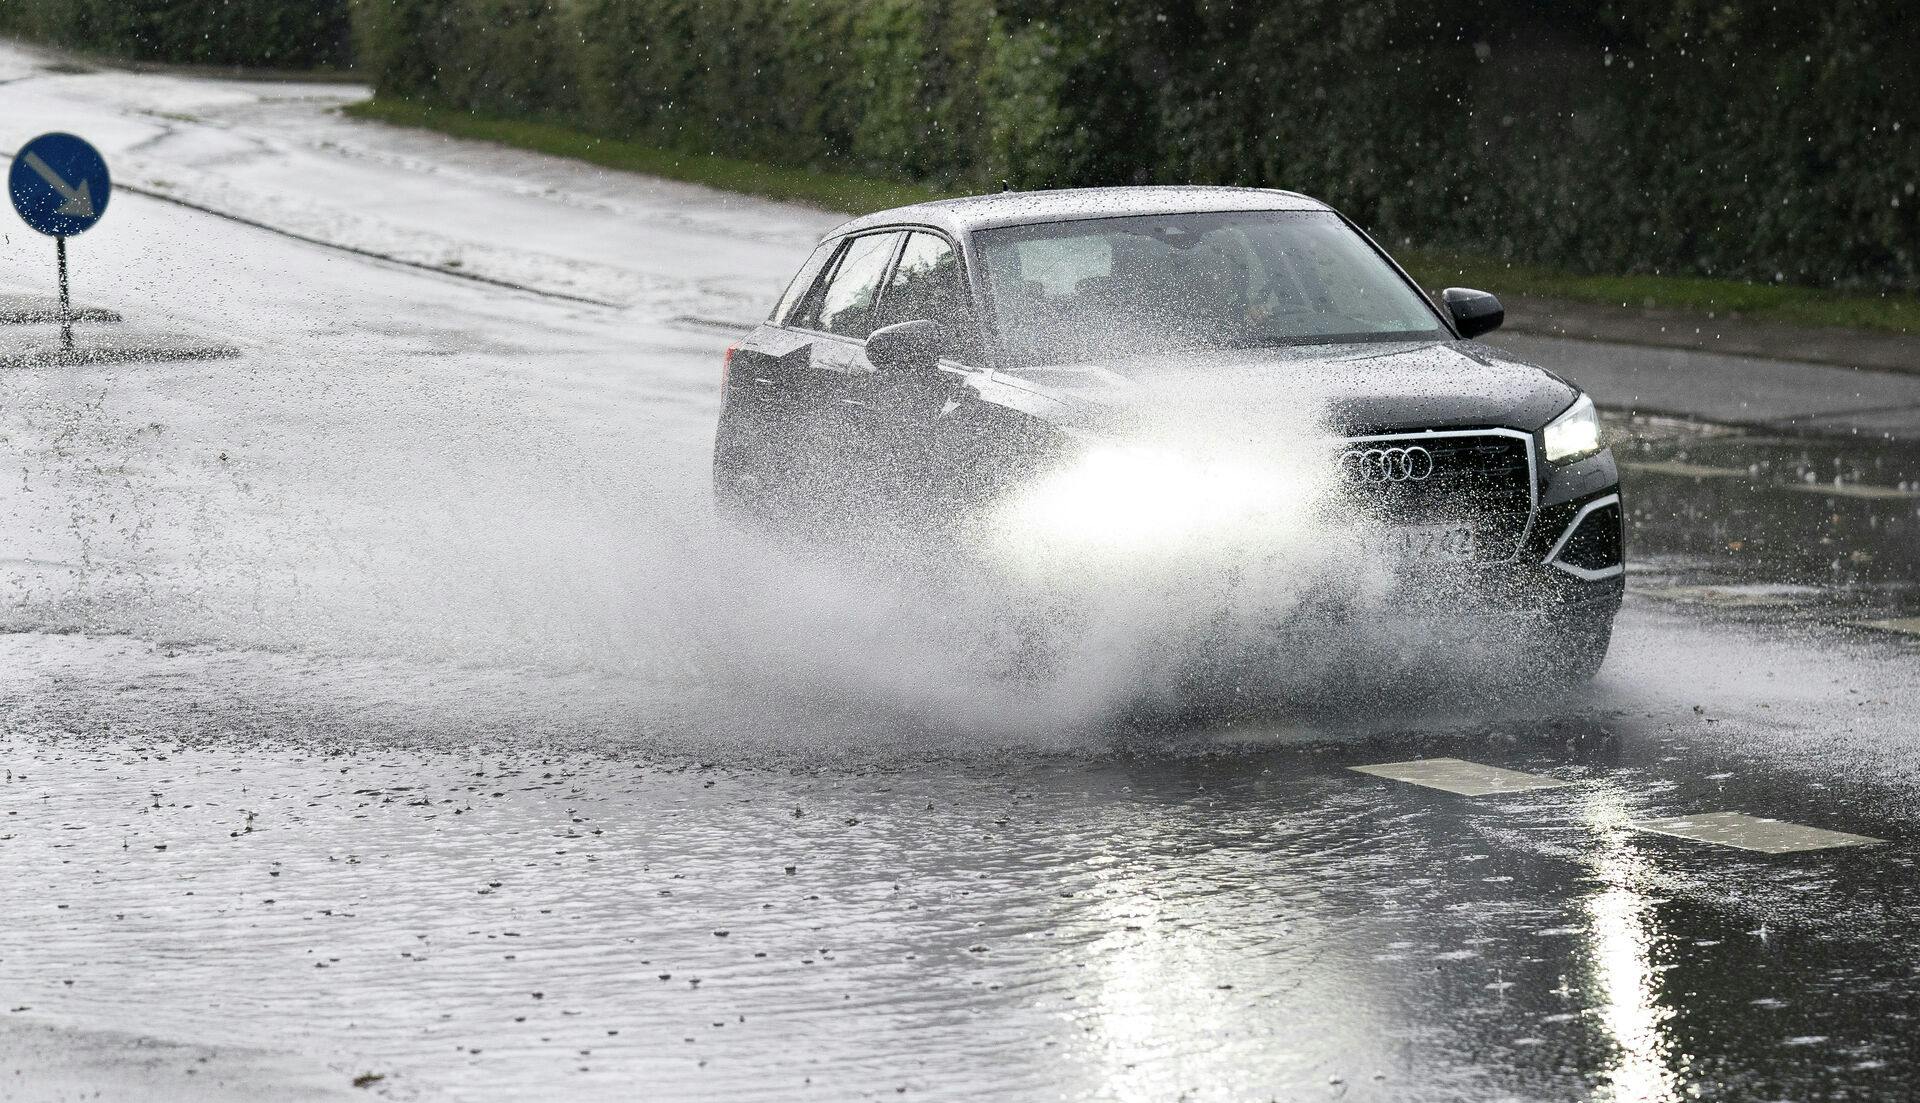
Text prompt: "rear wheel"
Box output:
[[711, 455, 757, 527], [712, 432, 793, 533]]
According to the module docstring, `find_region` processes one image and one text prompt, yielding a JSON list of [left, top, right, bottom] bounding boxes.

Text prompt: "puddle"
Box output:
[[1619, 415, 1920, 622], [3, 694, 1915, 1103]]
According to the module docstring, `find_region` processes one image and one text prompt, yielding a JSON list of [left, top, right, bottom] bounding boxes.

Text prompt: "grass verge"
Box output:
[[343, 97, 947, 215], [1399, 249, 1920, 336], [347, 96, 1920, 337]]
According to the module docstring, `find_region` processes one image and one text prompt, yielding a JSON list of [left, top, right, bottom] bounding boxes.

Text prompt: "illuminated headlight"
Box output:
[[995, 444, 1317, 560], [1543, 394, 1602, 463]]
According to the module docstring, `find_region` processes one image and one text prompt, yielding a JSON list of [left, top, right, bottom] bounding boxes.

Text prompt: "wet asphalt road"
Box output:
[[6, 615, 1920, 1102], [5, 40, 1920, 1103]]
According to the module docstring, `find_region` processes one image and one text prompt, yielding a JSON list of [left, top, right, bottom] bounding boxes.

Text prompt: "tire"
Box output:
[[711, 458, 753, 526], [1542, 606, 1617, 684]]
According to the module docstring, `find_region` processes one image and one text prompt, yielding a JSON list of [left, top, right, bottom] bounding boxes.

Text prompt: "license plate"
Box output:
[[1382, 523, 1476, 563]]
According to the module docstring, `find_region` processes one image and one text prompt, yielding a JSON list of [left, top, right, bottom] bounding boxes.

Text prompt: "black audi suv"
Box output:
[[713, 187, 1624, 680]]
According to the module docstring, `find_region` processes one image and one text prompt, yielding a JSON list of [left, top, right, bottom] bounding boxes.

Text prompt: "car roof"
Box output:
[[822, 185, 1333, 242]]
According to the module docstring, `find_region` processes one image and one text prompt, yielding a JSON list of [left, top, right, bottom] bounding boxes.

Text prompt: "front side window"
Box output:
[[804, 231, 903, 339], [874, 232, 980, 360], [977, 211, 1447, 368]]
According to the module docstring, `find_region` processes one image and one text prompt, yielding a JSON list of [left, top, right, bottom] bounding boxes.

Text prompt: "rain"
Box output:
[[2, 4, 1919, 1101]]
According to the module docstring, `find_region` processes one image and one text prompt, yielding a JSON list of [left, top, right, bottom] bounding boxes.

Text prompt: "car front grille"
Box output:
[[1333, 431, 1538, 562]]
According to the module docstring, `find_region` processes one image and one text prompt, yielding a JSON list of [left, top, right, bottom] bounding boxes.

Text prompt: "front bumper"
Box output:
[[1393, 448, 1624, 617], [1530, 446, 1625, 600]]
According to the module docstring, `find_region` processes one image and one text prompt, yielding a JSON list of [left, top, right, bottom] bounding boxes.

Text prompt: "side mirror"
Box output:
[[865, 319, 946, 375], [1441, 287, 1504, 339]]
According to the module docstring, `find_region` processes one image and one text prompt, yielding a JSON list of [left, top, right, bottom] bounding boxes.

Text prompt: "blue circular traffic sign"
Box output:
[[9, 132, 111, 237]]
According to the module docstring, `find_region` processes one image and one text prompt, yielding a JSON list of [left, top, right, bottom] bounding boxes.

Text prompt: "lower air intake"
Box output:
[[1549, 499, 1623, 579]]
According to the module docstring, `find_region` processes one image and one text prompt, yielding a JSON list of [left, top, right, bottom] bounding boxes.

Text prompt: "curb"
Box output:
[[1502, 294, 1920, 376]]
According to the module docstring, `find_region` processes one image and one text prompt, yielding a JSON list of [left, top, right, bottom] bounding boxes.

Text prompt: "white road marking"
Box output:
[[1637, 584, 1823, 608], [1621, 459, 1920, 500], [1620, 460, 1750, 479], [1350, 758, 1571, 797], [1781, 481, 1920, 501], [1630, 812, 1881, 853]]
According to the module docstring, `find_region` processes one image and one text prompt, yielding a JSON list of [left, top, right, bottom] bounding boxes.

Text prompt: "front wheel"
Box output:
[[1540, 606, 1617, 684]]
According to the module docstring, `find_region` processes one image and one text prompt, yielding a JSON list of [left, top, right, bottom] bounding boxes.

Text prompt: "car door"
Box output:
[[716, 239, 840, 513], [780, 229, 909, 522], [845, 230, 989, 530]]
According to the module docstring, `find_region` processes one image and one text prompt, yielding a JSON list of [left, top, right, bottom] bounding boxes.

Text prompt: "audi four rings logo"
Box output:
[[1340, 445, 1435, 483]]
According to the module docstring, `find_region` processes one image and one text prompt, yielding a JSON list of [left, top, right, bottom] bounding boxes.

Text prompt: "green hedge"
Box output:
[[343, 1, 1914, 292], [0, 0, 352, 69], [351, 0, 1033, 180]]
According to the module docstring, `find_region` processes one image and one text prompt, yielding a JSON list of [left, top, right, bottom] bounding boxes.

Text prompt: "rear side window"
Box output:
[[770, 242, 836, 325], [800, 231, 903, 338]]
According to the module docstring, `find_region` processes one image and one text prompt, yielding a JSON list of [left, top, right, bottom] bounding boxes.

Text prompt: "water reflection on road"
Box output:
[[4, 409, 1920, 1100], [1622, 415, 1920, 622], [1580, 791, 1680, 1103], [4, 627, 1916, 1101]]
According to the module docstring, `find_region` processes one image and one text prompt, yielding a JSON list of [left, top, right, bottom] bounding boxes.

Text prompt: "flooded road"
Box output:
[[6, 616, 1920, 1102], [1622, 416, 1920, 623], [5, 40, 1920, 1103]]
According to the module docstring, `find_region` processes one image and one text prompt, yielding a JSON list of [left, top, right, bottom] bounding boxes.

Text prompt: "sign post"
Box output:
[[8, 132, 112, 357], [56, 235, 72, 352]]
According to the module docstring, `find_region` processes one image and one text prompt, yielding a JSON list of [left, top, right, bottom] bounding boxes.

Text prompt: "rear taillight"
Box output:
[[721, 343, 737, 391]]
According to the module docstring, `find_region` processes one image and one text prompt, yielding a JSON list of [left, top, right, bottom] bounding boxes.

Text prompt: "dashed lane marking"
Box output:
[[666, 314, 756, 336], [1781, 481, 1920, 501], [1638, 583, 1824, 609], [1349, 758, 1571, 797], [1355, 761, 1886, 856], [1620, 460, 1750, 480], [1630, 812, 1881, 854], [1621, 460, 1920, 499], [1853, 617, 1920, 636]]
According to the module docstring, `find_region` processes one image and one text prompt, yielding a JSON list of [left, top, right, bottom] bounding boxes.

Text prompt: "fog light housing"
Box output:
[[1545, 494, 1623, 581]]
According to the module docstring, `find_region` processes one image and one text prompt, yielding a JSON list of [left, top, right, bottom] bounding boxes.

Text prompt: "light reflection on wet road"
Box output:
[[4, 609, 1919, 1101]]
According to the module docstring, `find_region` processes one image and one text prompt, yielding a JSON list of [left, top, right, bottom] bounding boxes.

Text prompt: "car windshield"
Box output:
[[976, 210, 1448, 367]]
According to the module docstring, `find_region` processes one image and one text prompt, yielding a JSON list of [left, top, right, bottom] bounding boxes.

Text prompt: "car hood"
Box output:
[[988, 340, 1580, 436]]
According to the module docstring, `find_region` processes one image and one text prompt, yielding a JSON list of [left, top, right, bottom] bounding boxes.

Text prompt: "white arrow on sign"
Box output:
[[22, 151, 95, 218]]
